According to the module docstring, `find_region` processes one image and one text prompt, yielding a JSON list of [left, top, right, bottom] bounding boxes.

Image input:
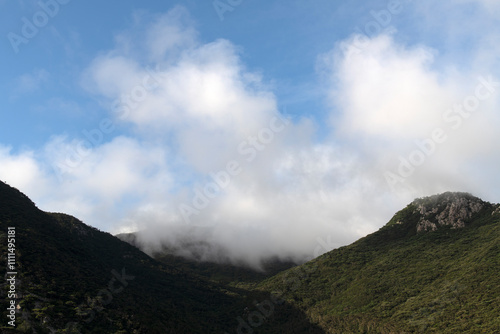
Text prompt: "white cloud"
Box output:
[[327, 32, 500, 202], [75, 8, 401, 266], [0, 136, 173, 232], [42, 136, 173, 228], [328, 34, 459, 140], [145, 6, 198, 62], [0, 146, 48, 199]]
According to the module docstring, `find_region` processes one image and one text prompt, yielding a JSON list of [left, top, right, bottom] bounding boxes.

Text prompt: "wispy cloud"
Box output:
[[14, 69, 49, 95]]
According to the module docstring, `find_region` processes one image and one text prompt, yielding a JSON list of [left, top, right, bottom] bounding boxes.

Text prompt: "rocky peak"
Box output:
[[411, 192, 486, 233]]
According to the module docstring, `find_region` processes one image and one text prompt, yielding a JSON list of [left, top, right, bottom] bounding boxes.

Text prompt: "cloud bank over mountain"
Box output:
[[1, 1, 499, 267]]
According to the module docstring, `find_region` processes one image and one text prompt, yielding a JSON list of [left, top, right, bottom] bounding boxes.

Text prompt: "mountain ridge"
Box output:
[[0, 180, 323, 333], [1, 181, 499, 333], [258, 192, 500, 333]]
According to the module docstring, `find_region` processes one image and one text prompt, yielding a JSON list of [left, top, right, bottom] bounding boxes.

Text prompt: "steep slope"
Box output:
[[0, 181, 324, 334], [259, 192, 500, 333], [0, 181, 246, 333]]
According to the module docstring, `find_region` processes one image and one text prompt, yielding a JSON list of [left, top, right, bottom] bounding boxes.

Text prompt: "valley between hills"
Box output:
[[1, 181, 499, 333]]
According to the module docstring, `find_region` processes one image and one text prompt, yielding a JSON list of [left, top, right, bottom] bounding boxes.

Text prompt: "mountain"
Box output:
[[0, 181, 238, 333], [0, 181, 323, 333], [258, 192, 500, 333], [1, 181, 499, 333]]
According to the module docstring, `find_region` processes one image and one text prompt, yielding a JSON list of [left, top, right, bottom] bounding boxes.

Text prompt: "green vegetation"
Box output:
[[1, 182, 499, 333], [258, 193, 500, 333], [0, 181, 322, 333]]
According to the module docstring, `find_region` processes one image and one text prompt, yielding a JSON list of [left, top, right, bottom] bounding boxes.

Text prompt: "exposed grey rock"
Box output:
[[413, 192, 485, 233], [417, 219, 437, 232]]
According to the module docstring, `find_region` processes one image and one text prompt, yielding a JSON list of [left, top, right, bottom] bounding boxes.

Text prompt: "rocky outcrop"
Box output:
[[492, 205, 500, 216], [412, 192, 485, 233]]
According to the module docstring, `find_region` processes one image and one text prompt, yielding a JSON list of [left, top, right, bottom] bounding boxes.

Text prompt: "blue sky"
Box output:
[[1, 0, 499, 266], [1, 0, 425, 148]]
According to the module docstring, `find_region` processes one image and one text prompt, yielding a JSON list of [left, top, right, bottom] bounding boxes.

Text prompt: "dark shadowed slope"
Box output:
[[0, 181, 324, 333]]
